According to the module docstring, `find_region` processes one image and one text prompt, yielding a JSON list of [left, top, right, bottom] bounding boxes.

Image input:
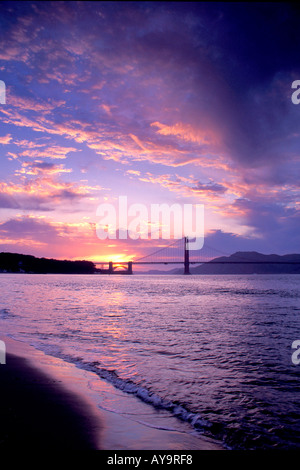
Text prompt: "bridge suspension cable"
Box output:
[[134, 237, 234, 264], [134, 238, 184, 263]]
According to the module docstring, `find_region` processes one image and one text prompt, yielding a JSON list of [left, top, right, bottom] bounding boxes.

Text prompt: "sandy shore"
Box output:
[[0, 335, 224, 450]]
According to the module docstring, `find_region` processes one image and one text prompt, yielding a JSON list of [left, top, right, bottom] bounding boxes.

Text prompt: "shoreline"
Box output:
[[0, 335, 224, 451]]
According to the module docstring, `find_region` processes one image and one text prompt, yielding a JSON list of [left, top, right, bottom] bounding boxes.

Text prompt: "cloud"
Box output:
[[2, 1, 296, 175], [205, 217, 300, 254], [219, 197, 300, 253], [126, 169, 141, 177], [151, 121, 216, 146], [0, 193, 20, 209], [0, 2, 299, 258], [16, 160, 72, 176], [16, 145, 78, 160], [0, 134, 12, 144], [0, 216, 58, 242], [191, 180, 227, 195], [0, 176, 102, 211], [204, 229, 261, 255], [134, 171, 229, 204], [8, 94, 65, 113]]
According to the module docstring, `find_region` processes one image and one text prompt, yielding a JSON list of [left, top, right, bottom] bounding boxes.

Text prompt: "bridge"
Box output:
[[94, 237, 300, 275], [95, 237, 193, 275]]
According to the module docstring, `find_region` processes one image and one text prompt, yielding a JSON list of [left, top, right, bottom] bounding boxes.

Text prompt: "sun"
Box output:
[[88, 253, 133, 264]]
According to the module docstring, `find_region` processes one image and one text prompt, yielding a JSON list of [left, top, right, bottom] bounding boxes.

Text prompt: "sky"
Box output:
[[0, 1, 300, 263]]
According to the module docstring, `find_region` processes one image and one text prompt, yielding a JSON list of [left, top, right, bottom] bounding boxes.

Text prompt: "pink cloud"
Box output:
[[0, 134, 12, 144], [0, 173, 103, 213], [16, 161, 72, 176], [151, 121, 217, 146], [8, 94, 65, 113], [16, 145, 79, 160]]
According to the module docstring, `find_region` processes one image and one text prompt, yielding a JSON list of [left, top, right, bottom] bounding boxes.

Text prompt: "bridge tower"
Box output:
[[128, 261, 133, 274], [184, 236, 190, 275]]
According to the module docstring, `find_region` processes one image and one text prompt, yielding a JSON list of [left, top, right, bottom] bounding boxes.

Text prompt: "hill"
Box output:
[[188, 251, 300, 274]]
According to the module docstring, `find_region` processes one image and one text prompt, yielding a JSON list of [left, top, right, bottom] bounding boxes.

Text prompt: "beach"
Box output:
[[0, 335, 224, 451], [1, 273, 299, 449]]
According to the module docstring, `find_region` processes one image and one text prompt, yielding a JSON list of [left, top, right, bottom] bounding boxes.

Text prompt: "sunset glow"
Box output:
[[0, 2, 299, 262]]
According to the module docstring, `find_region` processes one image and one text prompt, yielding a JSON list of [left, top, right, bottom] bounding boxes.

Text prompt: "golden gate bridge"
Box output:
[[93, 237, 300, 275]]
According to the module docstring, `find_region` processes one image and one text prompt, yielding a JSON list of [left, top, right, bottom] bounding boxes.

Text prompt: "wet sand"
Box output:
[[0, 336, 224, 451], [0, 352, 101, 449]]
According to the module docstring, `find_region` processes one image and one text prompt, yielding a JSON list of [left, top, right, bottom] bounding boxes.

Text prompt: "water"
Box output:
[[0, 273, 300, 449]]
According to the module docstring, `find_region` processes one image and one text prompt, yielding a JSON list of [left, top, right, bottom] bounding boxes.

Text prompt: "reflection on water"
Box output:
[[0, 273, 300, 449]]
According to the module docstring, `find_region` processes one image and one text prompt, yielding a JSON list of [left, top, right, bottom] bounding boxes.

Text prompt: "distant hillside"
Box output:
[[0, 252, 95, 274], [136, 267, 180, 275], [188, 251, 300, 274]]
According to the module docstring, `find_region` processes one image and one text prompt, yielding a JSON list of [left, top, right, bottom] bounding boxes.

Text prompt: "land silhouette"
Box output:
[[1, 251, 300, 275], [0, 252, 94, 274]]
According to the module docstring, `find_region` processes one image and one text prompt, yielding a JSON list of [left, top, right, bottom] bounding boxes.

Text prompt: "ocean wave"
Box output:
[[0, 308, 17, 319], [37, 350, 214, 436], [73, 358, 213, 433], [21, 339, 217, 438]]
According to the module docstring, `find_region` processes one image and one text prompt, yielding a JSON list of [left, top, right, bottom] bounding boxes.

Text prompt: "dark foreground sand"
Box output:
[[0, 336, 224, 451], [0, 352, 101, 450]]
